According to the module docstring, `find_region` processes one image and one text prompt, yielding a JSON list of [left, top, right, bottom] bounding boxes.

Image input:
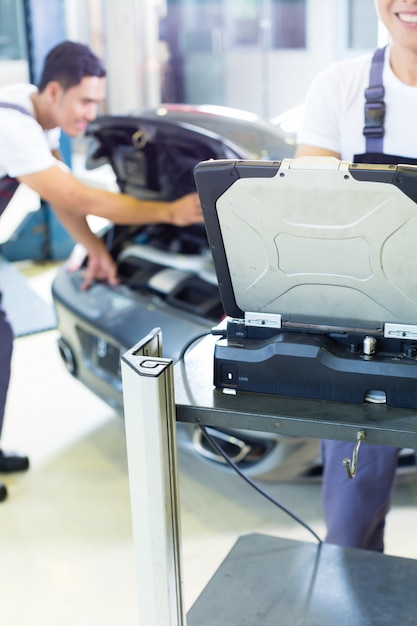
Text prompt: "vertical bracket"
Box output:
[[121, 329, 186, 626]]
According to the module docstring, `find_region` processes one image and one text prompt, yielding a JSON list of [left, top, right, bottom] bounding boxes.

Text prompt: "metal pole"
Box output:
[[121, 330, 186, 626]]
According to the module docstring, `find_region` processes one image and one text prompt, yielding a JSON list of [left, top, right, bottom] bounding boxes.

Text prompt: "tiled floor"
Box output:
[[1, 263, 417, 625]]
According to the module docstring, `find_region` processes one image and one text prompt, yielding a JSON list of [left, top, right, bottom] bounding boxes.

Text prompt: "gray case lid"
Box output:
[[194, 157, 417, 333]]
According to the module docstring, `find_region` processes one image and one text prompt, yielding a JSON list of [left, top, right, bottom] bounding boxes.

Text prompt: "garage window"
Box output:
[[271, 0, 306, 49], [0, 0, 27, 60]]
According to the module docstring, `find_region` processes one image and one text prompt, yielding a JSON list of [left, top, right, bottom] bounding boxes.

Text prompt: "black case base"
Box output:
[[214, 332, 417, 408]]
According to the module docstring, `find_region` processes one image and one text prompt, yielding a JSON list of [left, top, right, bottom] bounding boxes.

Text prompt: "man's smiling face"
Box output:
[[376, 0, 417, 48], [48, 75, 106, 137]]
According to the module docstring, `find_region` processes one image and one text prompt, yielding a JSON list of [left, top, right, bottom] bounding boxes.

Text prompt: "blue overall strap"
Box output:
[[0, 102, 32, 215], [0, 102, 31, 116], [363, 46, 386, 153]]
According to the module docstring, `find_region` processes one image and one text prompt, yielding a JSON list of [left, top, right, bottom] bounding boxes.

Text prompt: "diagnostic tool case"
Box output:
[[194, 157, 417, 408]]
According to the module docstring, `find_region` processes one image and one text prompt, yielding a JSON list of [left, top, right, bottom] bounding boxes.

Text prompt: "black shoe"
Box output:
[[0, 449, 29, 473], [0, 482, 7, 502]]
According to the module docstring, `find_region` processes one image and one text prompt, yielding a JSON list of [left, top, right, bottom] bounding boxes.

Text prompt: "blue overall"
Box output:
[[322, 47, 417, 552], [0, 103, 33, 437]]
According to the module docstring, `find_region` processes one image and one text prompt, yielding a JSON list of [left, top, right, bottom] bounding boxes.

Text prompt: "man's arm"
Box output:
[[295, 145, 340, 159], [18, 163, 202, 226]]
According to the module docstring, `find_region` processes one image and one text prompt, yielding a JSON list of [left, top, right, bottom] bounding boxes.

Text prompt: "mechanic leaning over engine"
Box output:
[[0, 40, 203, 502]]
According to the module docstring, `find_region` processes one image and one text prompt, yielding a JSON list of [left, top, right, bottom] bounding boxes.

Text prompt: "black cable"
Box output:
[[177, 327, 226, 362], [178, 327, 322, 543], [177, 332, 211, 362], [199, 424, 322, 544]]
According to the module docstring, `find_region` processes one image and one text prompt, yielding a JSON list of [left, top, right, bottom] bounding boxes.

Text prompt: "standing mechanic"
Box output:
[[295, 0, 417, 552], [0, 40, 203, 502]]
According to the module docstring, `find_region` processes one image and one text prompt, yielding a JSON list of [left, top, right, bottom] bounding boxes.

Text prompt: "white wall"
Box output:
[[101, 0, 160, 113], [0, 60, 29, 86], [62, 0, 379, 118], [224, 0, 378, 118], [65, 0, 162, 114], [0, 0, 379, 116]]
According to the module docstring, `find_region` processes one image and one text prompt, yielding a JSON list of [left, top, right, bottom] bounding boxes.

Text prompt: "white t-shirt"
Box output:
[[0, 83, 61, 178], [297, 46, 417, 161]]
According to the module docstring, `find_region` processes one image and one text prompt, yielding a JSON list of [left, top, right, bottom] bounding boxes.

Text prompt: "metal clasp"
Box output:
[[131, 129, 150, 149], [342, 431, 366, 479]]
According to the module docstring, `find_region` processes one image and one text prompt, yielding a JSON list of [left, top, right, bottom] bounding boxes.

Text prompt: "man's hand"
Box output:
[[81, 246, 119, 291], [66, 239, 119, 291], [168, 192, 203, 226]]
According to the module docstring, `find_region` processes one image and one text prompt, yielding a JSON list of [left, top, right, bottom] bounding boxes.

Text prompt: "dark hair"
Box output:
[[38, 41, 106, 92]]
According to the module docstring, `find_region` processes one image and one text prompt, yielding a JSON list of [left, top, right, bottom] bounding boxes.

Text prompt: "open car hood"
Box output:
[[84, 112, 245, 203]]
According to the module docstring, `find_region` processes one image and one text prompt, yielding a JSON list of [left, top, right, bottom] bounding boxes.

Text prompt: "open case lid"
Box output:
[[194, 157, 417, 336]]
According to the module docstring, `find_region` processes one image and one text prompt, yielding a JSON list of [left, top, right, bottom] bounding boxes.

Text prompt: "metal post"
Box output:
[[121, 329, 186, 626]]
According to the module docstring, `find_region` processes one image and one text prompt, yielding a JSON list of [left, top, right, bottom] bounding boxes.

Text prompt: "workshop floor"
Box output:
[[1, 263, 417, 626]]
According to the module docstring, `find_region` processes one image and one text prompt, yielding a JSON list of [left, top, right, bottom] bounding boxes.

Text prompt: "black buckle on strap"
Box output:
[[363, 99, 385, 138]]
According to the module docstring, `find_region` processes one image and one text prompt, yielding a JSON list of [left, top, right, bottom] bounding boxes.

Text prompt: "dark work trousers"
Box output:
[[0, 176, 18, 441], [0, 105, 34, 442], [0, 294, 13, 438], [321, 440, 408, 552]]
